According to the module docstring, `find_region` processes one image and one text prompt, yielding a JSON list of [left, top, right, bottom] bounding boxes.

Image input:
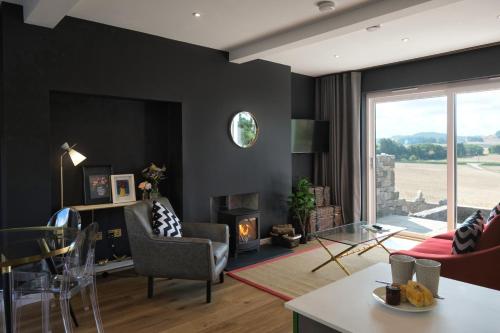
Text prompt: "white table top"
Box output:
[[285, 263, 500, 333]]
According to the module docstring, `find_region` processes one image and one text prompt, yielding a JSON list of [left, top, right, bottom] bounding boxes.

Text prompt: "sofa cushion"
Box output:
[[151, 200, 182, 237], [487, 203, 500, 224], [411, 238, 453, 255], [452, 210, 484, 254], [477, 215, 500, 251], [432, 231, 455, 240], [212, 241, 228, 263]]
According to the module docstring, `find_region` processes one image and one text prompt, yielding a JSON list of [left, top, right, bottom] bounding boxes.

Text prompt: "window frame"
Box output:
[[367, 77, 500, 238]]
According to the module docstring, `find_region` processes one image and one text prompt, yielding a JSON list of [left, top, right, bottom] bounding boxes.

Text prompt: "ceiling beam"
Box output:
[[23, 0, 80, 28], [229, 0, 463, 64]]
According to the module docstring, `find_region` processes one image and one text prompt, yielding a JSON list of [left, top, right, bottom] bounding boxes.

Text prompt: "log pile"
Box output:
[[308, 186, 343, 233], [270, 224, 301, 248]]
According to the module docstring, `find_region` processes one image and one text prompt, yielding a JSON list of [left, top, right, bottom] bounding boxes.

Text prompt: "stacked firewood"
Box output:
[[270, 224, 301, 248], [308, 186, 342, 233]]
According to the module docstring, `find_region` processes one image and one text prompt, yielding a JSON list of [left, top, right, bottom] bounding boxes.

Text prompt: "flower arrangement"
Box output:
[[141, 163, 166, 199]]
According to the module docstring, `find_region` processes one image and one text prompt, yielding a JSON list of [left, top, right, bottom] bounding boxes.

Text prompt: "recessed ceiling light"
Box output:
[[192, 12, 202, 18], [334, 54, 340, 58], [317, 1, 336, 12], [401, 38, 409, 42]]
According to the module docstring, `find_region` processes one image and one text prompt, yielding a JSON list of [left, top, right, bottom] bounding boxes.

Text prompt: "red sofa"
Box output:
[[392, 215, 500, 291]]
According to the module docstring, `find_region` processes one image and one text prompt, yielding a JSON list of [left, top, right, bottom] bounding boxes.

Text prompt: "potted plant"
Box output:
[[141, 163, 166, 200], [288, 177, 315, 244]]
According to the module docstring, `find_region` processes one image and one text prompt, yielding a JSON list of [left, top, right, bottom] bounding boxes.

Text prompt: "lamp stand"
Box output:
[[60, 152, 67, 209]]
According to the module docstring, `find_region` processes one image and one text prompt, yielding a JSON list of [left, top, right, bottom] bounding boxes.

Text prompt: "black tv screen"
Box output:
[[291, 119, 329, 153]]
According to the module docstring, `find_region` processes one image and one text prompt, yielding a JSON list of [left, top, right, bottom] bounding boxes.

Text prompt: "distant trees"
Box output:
[[378, 138, 484, 161], [456, 143, 484, 157], [490, 145, 500, 154], [496, 131, 500, 139], [378, 138, 406, 159]]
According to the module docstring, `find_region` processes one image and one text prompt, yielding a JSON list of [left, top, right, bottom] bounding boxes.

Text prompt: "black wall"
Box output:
[[291, 73, 315, 185], [362, 45, 500, 92], [0, 3, 292, 235]]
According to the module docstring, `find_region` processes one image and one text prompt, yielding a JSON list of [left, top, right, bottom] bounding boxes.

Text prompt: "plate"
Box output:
[[372, 286, 437, 312]]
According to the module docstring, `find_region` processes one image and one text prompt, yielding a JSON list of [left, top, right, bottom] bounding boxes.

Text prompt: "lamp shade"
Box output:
[[61, 142, 87, 166], [68, 149, 86, 166]]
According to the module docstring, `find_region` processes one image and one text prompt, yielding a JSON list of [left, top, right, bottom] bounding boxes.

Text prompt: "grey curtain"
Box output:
[[314, 72, 362, 224]]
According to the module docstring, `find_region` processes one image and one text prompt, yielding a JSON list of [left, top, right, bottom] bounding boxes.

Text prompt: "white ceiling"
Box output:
[[67, 0, 371, 50], [262, 0, 500, 76], [8, 0, 500, 76]]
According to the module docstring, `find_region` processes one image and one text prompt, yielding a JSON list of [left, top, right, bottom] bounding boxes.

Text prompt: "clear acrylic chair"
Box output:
[[10, 271, 51, 333], [1, 269, 51, 333], [11, 223, 103, 333], [56, 222, 103, 333]]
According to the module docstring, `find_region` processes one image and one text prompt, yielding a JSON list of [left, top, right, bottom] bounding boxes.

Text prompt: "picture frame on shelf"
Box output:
[[83, 165, 113, 205], [111, 174, 136, 203]]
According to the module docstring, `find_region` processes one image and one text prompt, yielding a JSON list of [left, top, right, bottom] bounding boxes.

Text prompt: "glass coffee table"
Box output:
[[311, 222, 406, 275]]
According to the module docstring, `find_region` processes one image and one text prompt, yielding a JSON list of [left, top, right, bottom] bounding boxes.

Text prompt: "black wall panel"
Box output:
[[291, 73, 315, 185], [0, 3, 292, 235]]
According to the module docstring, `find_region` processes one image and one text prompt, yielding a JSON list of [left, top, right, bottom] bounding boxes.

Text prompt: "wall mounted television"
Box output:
[[291, 119, 329, 153]]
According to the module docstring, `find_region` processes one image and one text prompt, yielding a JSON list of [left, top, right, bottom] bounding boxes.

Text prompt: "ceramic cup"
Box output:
[[390, 254, 415, 284], [415, 259, 441, 297]]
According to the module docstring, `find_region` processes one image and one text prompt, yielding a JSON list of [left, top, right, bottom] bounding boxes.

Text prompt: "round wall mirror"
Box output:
[[229, 111, 259, 148]]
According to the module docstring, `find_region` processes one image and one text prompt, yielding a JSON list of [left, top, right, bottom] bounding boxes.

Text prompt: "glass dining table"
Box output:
[[1, 226, 78, 333]]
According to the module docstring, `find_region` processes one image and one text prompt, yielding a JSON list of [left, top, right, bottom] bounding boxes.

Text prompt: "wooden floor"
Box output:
[[14, 237, 418, 333], [16, 272, 292, 333]]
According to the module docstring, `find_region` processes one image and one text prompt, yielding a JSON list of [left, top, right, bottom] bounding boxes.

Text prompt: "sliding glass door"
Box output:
[[455, 89, 500, 223], [368, 79, 500, 237]]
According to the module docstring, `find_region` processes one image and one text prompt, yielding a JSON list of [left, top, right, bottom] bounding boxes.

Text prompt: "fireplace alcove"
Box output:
[[49, 91, 183, 261]]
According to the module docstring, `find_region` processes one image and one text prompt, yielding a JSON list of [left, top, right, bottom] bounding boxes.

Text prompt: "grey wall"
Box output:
[[0, 3, 292, 234]]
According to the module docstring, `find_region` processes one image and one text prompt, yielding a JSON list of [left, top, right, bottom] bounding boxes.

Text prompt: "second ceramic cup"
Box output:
[[415, 259, 441, 297]]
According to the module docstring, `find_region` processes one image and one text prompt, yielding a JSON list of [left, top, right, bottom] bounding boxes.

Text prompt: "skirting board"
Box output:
[[95, 258, 134, 274]]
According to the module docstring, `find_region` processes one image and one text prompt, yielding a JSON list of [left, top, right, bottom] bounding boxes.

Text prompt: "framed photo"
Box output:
[[111, 174, 136, 204], [82, 165, 113, 205]]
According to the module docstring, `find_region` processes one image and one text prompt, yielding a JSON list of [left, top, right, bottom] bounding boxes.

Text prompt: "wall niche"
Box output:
[[49, 91, 182, 260]]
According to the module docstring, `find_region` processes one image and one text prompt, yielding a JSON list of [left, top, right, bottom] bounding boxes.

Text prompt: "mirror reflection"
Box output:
[[230, 111, 258, 148]]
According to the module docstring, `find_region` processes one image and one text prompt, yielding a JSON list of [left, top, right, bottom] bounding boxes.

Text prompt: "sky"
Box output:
[[376, 89, 500, 139]]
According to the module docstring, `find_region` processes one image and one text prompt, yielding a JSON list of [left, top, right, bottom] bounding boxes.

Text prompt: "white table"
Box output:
[[285, 262, 500, 333]]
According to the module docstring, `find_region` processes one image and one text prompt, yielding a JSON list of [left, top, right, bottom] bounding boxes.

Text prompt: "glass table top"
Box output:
[[311, 222, 406, 246], [0, 226, 78, 268]]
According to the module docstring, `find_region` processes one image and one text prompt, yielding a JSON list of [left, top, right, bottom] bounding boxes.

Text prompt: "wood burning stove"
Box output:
[[218, 208, 260, 258]]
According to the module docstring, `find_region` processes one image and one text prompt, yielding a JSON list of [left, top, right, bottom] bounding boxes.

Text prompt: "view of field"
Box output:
[[375, 89, 500, 233], [395, 159, 500, 209]]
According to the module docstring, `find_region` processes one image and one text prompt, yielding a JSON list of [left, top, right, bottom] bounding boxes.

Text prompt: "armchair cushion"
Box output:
[[212, 242, 229, 263], [152, 200, 182, 237]]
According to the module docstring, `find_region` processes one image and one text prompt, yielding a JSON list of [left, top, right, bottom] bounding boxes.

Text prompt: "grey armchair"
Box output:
[[124, 198, 229, 303]]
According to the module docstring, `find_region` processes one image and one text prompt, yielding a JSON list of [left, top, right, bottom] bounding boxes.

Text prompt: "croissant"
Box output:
[[405, 281, 434, 307]]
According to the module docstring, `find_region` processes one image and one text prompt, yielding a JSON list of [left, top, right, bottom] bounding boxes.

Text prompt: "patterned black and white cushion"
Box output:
[[487, 202, 500, 224], [152, 200, 182, 237], [452, 210, 485, 255]]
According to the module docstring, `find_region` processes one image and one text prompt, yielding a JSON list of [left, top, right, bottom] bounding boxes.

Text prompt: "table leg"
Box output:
[[311, 238, 355, 275], [357, 234, 395, 256], [2, 267, 13, 333]]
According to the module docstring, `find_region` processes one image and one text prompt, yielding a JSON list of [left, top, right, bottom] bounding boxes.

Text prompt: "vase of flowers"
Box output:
[[138, 181, 152, 200], [141, 163, 166, 200]]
